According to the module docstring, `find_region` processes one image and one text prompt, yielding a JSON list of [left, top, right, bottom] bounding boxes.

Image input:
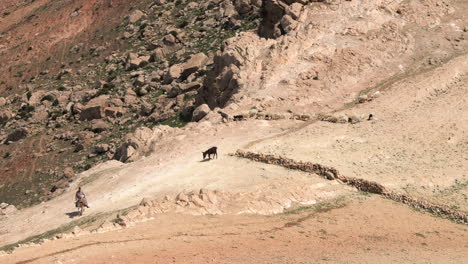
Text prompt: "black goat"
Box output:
[[233, 115, 245, 121], [202, 147, 218, 160]]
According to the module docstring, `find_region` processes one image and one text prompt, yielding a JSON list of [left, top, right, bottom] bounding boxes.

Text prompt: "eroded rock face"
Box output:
[[199, 0, 452, 115], [259, 0, 287, 38], [113, 126, 175, 163], [198, 32, 273, 108]]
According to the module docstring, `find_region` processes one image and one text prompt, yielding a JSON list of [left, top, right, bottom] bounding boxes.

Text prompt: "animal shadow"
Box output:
[[199, 158, 212, 163], [66, 211, 81, 218]]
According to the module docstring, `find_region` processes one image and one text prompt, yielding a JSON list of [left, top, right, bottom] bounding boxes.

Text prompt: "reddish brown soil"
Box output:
[[0, 0, 145, 95], [3, 196, 467, 264]]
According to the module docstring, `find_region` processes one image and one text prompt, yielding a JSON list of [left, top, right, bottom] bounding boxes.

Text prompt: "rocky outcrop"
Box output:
[[113, 126, 175, 163], [80, 96, 125, 121], [199, 32, 273, 108], [192, 104, 211, 122]]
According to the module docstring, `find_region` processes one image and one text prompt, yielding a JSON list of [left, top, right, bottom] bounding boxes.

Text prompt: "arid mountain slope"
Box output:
[[0, 0, 467, 263]]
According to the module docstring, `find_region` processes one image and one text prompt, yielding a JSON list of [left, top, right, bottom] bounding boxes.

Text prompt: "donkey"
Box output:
[[202, 146, 218, 160]]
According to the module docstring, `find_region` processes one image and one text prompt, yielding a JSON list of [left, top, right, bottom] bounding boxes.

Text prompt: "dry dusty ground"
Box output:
[[2, 195, 467, 264], [249, 52, 468, 211]]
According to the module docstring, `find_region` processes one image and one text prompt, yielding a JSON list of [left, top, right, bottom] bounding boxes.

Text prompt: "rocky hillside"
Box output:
[[0, 0, 466, 210], [0, 0, 261, 207]]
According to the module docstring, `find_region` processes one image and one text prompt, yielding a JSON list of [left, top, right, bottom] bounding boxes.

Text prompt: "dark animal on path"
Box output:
[[203, 147, 218, 160], [218, 111, 229, 119], [218, 111, 230, 122], [233, 115, 245, 121]]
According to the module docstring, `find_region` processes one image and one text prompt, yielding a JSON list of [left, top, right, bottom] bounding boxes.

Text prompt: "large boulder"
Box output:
[[280, 15, 297, 34], [27, 90, 46, 106], [94, 143, 111, 154], [163, 64, 183, 84], [192, 104, 211, 122], [113, 142, 138, 163], [128, 10, 145, 23], [286, 3, 303, 20], [70, 90, 96, 103], [125, 53, 150, 70], [90, 119, 110, 133], [258, 0, 286, 38], [63, 167, 76, 180], [79, 95, 109, 121], [180, 53, 208, 80]]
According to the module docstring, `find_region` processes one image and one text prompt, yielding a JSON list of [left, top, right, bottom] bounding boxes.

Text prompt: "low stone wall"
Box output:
[[232, 150, 467, 224]]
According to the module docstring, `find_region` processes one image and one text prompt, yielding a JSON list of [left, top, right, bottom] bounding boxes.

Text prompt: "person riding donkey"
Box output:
[[75, 187, 90, 209]]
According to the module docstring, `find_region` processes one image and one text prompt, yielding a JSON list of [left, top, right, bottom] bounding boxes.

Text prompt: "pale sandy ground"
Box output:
[[250, 52, 468, 211], [2, 196, 467, 264]]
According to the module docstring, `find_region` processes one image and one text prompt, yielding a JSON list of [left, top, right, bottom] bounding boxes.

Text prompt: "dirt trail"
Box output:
[[244, 49, 468, 150], [3, 196, 467, 264]]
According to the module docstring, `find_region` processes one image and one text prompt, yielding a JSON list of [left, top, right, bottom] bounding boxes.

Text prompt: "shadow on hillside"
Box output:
[[66, 211, 81, 218]]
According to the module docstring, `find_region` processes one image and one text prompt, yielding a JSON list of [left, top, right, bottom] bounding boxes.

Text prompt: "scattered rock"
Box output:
[[280, 15, 297, 34], [163, 64, 183, 84], [80, 95, 109, 121], [90, 119, 110, 133], [180, 53, 208, 79], [140, 198, 151, 207], [358, 94, 369, 103], [71, 226, 82, 235], [94, 143, 110, 154], [96, 220, 118, 233], [128, 10, 145, 23], [5, 128, 29, 143], [63, 167, 75, 179], [287, 3, 303, 20]]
